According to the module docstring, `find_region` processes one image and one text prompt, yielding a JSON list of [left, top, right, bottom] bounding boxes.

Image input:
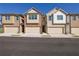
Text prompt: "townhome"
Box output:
[[47, 8, 79, 35], [2, 14, 23, 33], [2, 7, 47, 34], [68, 13, 79, 34], [47, 8, 67, 34], [20, 7, 46, 34], [1, 7, 79, 35]]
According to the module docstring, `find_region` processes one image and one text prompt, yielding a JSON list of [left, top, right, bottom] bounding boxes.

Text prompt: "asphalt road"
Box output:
[[0, 37, 79, 56]]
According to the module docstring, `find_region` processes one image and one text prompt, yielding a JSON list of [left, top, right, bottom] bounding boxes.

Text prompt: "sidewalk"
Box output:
[[0, 33, 42, 37], [49, 34, 73, 38], [0, 33, 74, 38]]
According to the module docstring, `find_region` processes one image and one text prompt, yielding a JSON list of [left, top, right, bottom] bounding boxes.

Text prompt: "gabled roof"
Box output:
[[47, 7, 68, 15], [67, 13, 79, 16], [55, 8, 68, 14], [24, 7, 45, 16]]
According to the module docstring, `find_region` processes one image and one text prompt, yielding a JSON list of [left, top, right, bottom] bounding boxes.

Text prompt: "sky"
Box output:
[[0, 3, 79, 14], [0, 3, 79, 25]]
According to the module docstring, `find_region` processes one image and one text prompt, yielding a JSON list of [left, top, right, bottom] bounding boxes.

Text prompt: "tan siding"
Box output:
[[10, 16, 15, 23], [2, 16, 15, 24], [2, 16, 6, 23], [71, 20, 79, 28]]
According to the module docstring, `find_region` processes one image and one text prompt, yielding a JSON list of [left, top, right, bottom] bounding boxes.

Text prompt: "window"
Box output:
[[49, 15, 53, 21], [78, 16, 79, 19], [57, 15, 63, 20], [49, 16, 51, 20], [29, 14, 37, 20], [72, 16, 76, 20], [16, 16, 19, 20], [29, 15, 31, 19], [77, 16, 79, 20], [0, 16, 2, 21], [6, 16, 10, 20], [0, 16, 2, 24], [34, 14, 37, 19]]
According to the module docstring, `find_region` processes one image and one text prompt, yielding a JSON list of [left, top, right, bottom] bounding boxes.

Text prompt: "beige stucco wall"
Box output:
[[25, 27, 40, 33], [48, 28, 63, 34]]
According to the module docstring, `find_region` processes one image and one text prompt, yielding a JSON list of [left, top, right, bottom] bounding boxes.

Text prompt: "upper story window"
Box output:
[[6, 16, 10, 20], [0, 16, 2, 24], [72, 16, 76, 20], [76, 16, 79, 20], [29, 14, 37, 20], [15, 16, 20, 20], [49, 16, 52, 20], [49, 15, 53, 21], [0, 16, 2, 21], [78, 16, 79, 19], [57, 15, 63, 20]]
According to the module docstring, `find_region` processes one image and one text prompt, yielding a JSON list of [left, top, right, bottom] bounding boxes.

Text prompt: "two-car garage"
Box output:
[[4, 26, 19, 33], [71, 28, 79, 34], [48, 27, 79, 34], [48, 27, 64, 34], [25, 27, 40, 33]]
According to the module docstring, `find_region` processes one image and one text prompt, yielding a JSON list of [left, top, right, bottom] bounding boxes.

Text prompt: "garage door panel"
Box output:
[[4, 27, 18, 33], [71, 28, 79, 34], [48, 28, 63, 34], [25, 27, 40, 33]]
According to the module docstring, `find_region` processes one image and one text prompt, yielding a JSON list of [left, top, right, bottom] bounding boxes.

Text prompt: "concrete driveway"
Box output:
[[0, 37, 79, 56]]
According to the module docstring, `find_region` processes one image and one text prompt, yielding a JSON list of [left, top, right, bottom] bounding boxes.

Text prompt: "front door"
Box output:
[[42, 25, 46, 33], [22, 25, 25, 33]]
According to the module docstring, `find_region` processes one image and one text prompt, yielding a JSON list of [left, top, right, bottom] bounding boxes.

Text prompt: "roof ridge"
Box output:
[[24, 7, 45, 16]]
